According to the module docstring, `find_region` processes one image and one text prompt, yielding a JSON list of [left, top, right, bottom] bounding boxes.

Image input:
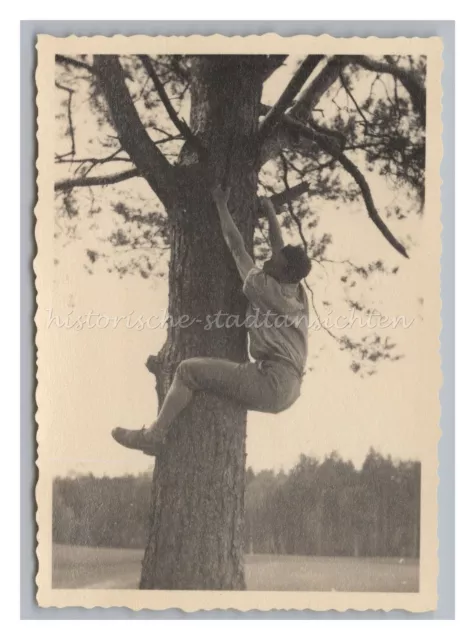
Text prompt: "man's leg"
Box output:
[[147, 356, 255, 435], [112, 362, 196, 454], [112, 356, 271, 454], [146, 371, 193, 435], [170, 357, 275, 411]]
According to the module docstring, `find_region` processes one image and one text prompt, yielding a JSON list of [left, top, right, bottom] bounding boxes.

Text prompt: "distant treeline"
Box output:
[[53, 449, 420, 558]]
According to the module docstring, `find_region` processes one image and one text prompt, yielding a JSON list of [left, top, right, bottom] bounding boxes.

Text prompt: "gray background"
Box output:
[[21, 20, 455, 620]]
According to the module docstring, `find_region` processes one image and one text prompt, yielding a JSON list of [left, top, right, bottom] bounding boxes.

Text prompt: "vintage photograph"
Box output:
[[35, 34, 442, 611]]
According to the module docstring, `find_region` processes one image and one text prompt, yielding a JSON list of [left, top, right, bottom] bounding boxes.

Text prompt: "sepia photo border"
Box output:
[[22, 21, 454, 619]]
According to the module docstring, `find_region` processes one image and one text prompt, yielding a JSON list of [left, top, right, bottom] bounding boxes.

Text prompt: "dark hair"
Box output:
[[281, 245, 312, 283]]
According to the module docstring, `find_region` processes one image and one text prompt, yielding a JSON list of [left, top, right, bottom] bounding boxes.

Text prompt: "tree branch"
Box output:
[[55, 55, 95, 74], [260, 109, 408, 258], [56, 154, 131, 166], [337, 152, 408, 258], [267, 181, 310, 212], [93, 55, 174, 198], [73, 147, 128, 180], [348, 55, 426, 125], [301, 117, 409, 258], [289, 56, 346, 120], [55, 168, 139, 192], [138, 55, 206, 160], [258, 55, 324, 140], [259, 103, 345, 165]]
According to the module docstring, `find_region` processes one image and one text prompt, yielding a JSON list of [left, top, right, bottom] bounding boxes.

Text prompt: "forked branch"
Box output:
[[138, 55, 206, 159], [258, 55, 324, 140], [93, 55, 174, 197], [259, 103, 345, 164]]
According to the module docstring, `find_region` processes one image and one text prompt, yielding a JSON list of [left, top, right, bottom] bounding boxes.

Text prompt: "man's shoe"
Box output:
[[111, 426, 163, 456]]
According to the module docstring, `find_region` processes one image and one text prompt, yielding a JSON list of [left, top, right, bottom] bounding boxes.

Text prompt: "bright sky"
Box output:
[[45, 56, 437, 477]]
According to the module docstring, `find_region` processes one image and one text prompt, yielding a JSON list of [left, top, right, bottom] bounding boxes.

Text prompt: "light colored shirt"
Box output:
[[243, 266, 309, 375]]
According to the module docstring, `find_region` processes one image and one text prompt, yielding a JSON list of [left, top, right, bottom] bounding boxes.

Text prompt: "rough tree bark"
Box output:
[[139, 56, 263, 589], [91, 54, 312, 589]]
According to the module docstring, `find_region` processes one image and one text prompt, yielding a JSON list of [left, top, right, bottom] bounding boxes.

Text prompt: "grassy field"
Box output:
[[52, 544, 419, 592]]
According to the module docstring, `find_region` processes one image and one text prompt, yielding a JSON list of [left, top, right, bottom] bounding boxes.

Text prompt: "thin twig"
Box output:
[[55, 82, 76, 158], [376, 76, 394, 108], [79, 147, 127, 178], [319, 257, 363, 271], [61, 134, 182, 176], [279, 153, 309, 252], [338, 70, 369, 127], [285, 157, 311, 179], [138, 55, 206, 159], [303, 279, 341, 343]]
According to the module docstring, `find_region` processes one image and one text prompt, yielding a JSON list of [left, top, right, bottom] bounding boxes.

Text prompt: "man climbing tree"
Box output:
[[112, 189, 311, 455], [54, 51, 426, 590]]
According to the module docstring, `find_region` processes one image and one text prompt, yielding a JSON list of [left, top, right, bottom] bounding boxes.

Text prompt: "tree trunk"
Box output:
[[140, 57, 263, 589]]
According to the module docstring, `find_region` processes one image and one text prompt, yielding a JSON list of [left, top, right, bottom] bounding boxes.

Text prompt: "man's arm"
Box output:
[[259, 197, 284, 254], [211, 186, 255, 282]]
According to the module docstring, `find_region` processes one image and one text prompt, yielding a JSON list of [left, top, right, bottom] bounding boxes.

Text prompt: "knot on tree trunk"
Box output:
[[146, 352, 177, 401], [145, 354, 162, 375], [146, 352, 179, 379]]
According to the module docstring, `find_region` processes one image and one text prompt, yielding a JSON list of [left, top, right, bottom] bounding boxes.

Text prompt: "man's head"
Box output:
[[263, 245, 312, 284]]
